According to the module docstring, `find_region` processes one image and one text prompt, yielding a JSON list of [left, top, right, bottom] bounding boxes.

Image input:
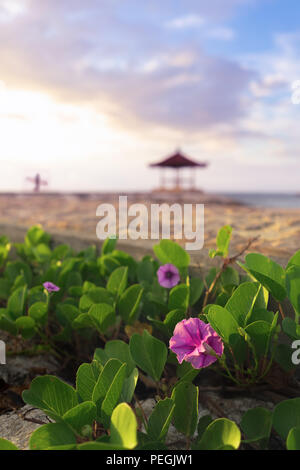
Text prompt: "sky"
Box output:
[[0, 0, 300, 192]]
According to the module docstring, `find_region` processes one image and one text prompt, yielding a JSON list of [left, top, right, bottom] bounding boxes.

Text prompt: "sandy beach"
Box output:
[[0, 192, 299, 266]]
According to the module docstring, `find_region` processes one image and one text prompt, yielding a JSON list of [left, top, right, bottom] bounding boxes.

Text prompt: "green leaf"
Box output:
[[25, 225, 51, 247], [0, 438, 19, 450], [119, 367, 139, 403], [98, 254, 121, 277], [15, 316, 36, 339], [29, 423, 76, 450], [287, 426, 300, 450], [79, 288, 114, 312], [5, 261, 32, 286], [103, 340, 136, 376], [282, 317, 300, 340], [110, 403, 137, 449], [286, 265, 300, 319], [74, 303, 115, 334], [63, 402, 97, 435], [29, 302, 48, 326], [88, 303, 116, 333], [163, 309, 186, 336], [207, 304, 246, 363], [221, 266, 239, 288], [102, 236, 118, 255], [189, 277, 204, 306], [0, 279, 11, 300], [76, 360, 102, 402], [0, 310, 17, 335], [56, 304, 80, 327], [118, 284, 144, 323], [246, 308, 274, 325], [274, 343, 296, 372], [244, 320, 274, 358], [92, 359, 126, 426], [171, 381, 198, 438], [153, 240, 190, 269], [225, 282, 261, 326], [147, 398, 175, 442], [209, 225, 232, 259], [129, 330, 167, 381], [22, 375, 78, 421], [32, 243, 52, 262], [241, 407, 272, 448], [273, 398, 300, 440], [72, 313, 96, 330], [100, 363, 127, 428], [7, 285, 27, 319], [137, 259, 154, 284], [107, 266, 128, 296], [287, 250, 300, 269], [196, 414, 213, 442], [197, 418, 241, 450], [241, 253, 286, 301], [92, 360, 122, 410], [168, 284, 189, 311]]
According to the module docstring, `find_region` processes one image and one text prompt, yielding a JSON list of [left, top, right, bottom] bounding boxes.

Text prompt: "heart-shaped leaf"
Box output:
[[22, 375, 78, 421]]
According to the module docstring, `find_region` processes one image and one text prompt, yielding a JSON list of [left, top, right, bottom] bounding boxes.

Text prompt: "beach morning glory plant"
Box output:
[[157, 263, 180, 288], [169, 318, 224, 369]]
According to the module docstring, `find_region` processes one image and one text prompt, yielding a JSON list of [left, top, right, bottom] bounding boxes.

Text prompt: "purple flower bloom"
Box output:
[[157, 264, 180, 288], [169, 318, 223, 369], [43, 282, 60, 293]]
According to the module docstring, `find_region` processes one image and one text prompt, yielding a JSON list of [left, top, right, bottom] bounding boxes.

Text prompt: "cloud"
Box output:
[[0, 0, 256, 134], [206, 27, 235, 41], [165, 14, 205, 30]]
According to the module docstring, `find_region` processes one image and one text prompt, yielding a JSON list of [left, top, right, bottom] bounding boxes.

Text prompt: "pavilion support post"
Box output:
[[190, 169, 196, 190], [160, 169, 166, 189], [175, 168, 181, 191]]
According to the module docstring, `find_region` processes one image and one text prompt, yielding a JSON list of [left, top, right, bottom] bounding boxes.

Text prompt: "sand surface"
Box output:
[[0, 193, 299, 265]]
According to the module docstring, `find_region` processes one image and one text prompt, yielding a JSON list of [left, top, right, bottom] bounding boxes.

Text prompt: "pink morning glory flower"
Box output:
[[43, 282, 60, 293], [169, 318, 223, 369], [157, 264, 180, 288]]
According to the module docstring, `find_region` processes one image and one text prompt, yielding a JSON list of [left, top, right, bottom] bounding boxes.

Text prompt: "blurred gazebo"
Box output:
[[149, 149, 208, 191]]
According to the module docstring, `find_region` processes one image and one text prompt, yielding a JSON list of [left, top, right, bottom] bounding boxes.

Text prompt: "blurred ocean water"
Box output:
[[218, 193, 300, 208]]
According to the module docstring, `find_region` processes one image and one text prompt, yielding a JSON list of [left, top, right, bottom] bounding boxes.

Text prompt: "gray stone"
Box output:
[[0, 405, 48, 450], [0, 354, 59, 385]]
